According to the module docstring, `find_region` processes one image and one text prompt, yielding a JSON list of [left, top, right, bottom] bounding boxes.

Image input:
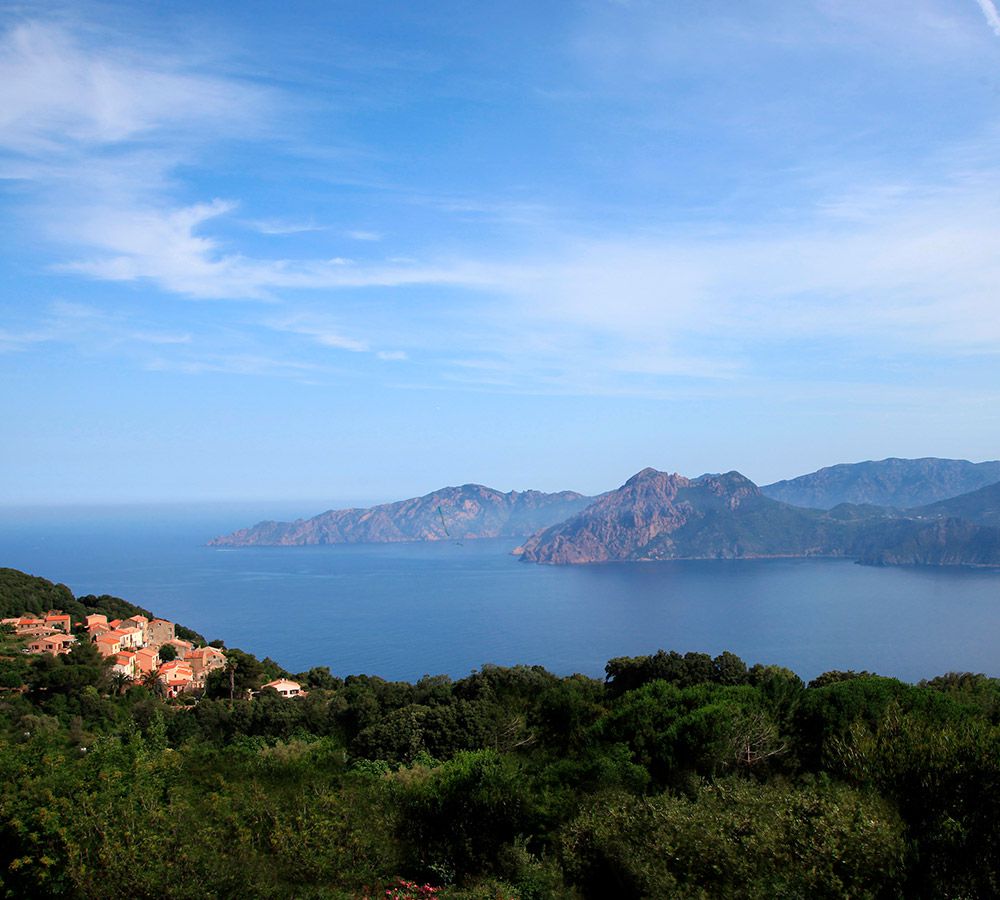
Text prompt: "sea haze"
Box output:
[[1, 504, 998, 684]]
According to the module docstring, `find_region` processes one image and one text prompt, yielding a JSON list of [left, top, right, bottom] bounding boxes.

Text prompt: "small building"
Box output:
[[43, 612, 72, 634], [157, 660, 196, 698], [95, 633, 122, 657], [88, 621, 112, 638], [115, 625, 144, 650], [85, 613, 108, 630], [112, 651, 138, 678], [125, 615, 149, 644], [147, 618, 176, 648], [188, 646, 226, 684], [28, 633, 77, 656], [9, 618, 56, 637], [134, 647, 160, 675], [164, 638, 193, 659], [259, 678, 304, 699]]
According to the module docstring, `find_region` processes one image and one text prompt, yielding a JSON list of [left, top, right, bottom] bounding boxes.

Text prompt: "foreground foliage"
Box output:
[[1, 570, 999, 897]]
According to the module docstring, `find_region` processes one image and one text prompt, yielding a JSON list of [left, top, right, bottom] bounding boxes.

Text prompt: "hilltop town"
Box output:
[[1, 608, 303, 699]]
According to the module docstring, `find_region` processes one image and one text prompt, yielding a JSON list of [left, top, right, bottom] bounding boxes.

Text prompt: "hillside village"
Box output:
[[1, 609, 303, 699]]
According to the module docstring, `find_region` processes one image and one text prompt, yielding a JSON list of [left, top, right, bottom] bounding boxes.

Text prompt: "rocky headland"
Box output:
[[209, 484, 594, 546]]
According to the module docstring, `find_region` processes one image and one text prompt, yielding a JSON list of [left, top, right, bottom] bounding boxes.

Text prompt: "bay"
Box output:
[[1, 503, 998, 683]]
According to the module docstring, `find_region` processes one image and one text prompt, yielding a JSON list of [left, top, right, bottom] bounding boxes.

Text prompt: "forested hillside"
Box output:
[[2, 569, 1000, 898], [0, 568, 205, 644]]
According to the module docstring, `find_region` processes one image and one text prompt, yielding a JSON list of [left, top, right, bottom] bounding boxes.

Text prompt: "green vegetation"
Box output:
[[0, 568, 205, 644], [1, 568, 999, 897]]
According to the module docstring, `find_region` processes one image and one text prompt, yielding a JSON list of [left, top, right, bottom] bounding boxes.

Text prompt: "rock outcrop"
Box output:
[[516, 468, 868, 564]]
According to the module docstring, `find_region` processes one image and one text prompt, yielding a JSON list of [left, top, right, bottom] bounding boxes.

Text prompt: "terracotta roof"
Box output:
[[158, 661, 193, 675]]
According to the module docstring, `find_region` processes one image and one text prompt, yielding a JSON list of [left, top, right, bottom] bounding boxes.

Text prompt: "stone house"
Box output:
[[147, 618, 176, 648], [188, 646, 227, 684]]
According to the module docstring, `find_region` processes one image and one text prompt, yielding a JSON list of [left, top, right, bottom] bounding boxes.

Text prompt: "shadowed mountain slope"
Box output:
[[761, 458, 1000, 509], [908, 480, 1000, 528]]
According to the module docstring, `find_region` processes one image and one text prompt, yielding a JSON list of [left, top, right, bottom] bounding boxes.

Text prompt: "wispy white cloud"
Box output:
[[0, 21, 266, 155], [247, 218, 327, 236], [144, 353, 324, 378], [0, 300, 192, 353], [47, 163, 1000, 392], [5, 10, 1000, 404], [265, 314, 370, 352], [974, 0, 1000, 36], [53, 198, 500, 300]]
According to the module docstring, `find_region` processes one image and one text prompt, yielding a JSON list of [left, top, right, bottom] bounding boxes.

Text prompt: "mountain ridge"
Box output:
[[209, 457, 1000, 565], [516, 466, 1000, 567], [516, 468, 864, 564], [209, 484, 595, 546], [761, 457, 1000, 509]]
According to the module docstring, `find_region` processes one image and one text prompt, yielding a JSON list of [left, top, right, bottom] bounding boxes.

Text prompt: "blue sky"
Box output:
[[2, 0, 1000, 506]]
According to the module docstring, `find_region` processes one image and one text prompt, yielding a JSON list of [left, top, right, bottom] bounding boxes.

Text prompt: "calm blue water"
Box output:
[[1, 504, 998, 683]]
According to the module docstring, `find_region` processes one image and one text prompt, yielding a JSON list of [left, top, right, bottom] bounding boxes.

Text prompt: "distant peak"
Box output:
[[694, 470, 760, 496], [624, 467, 666, 486]]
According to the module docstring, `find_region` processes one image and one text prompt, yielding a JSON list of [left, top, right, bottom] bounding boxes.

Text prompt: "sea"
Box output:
[[2, 502, 999, 684]]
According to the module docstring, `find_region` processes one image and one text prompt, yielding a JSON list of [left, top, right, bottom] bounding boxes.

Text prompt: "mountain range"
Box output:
[[760, 457, 1000, 508], [209, 485, 593, 547], [515, 467, 1000, 567], [210, 457, 1000, 568]]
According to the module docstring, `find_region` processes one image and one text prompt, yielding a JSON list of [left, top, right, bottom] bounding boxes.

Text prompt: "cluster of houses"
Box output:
[[3, 610, 227, 697], [2, 610, 306, 700]]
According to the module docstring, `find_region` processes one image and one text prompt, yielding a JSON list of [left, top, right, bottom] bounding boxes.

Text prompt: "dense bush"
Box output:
[[2, 568, 1000, 897]]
